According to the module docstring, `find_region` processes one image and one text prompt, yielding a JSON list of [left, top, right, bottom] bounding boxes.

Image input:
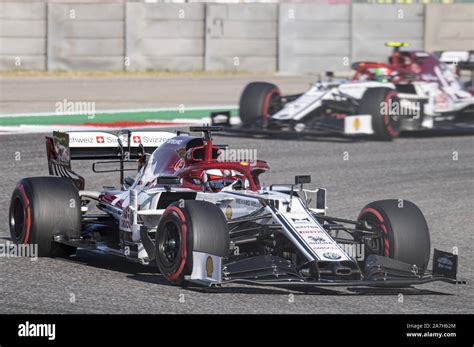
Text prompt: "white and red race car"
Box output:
[[9, 127, 462, 289], [212, 42, 474, 140]]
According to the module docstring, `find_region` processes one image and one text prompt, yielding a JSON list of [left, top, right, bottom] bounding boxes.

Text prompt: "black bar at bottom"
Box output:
[[0, 314, 472, 346]]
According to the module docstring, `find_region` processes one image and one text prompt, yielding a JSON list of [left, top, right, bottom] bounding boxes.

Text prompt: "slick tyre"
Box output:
[[358, 87, 401, 141], [239, 82, 282, 125], [358, 199, 430, 271], [155, 200, 230, 286], [9, 177, 79, 257]]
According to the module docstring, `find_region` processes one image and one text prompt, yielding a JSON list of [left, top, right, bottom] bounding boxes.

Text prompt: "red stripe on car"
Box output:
[[166, 206, 188, 281], [18, 184, 31, 245], [383, 91, 400, 137], [262, 88, 280, 121], [359, 207, 390, 257]]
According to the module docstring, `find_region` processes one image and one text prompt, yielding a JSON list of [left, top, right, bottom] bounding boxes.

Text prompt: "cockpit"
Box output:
[[136, 134, 268, 192]]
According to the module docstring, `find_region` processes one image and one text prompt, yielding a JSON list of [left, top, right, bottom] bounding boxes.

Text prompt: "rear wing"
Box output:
[[46, 130, 180, 189], [46, 132, 85, 190], [67, 130, 179, 160], [434, 50, 474, 71], [458, 60, 474, 71]]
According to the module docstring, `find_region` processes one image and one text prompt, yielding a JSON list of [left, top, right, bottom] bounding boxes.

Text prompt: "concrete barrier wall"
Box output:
[[351, 4, 425, 63], [0, 2, 47, 70], [425, 4, 474, 51], [126, 3, 205, 71], [279, 4, 351, 73], [48, 3, 125, 70], [205, 3, 278, 71], [0, 3, 472, 72]]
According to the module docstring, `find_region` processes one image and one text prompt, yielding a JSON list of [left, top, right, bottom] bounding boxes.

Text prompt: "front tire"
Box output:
[[358, 87, 401, 141], [9, 177, 79, 257], [239, 82, 282, 126], [155, 200, 230, 286], [358, 199, 430, 271]]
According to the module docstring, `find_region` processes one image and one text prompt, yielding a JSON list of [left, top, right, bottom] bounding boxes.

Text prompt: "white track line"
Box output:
[[0, 117, 241, 135]]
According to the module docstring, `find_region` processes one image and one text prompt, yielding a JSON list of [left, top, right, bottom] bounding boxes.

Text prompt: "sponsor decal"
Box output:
[[173, 158, 185, 171], [69, 133, 119, 146], [291, 217, 311, 223], [206, 256, 214, 277], [420, 73, 438, 81], [415, 52, 430, 57], [166, 139, 183, 145], [119, 206, 132, 232], [142, 136, 167, 145], [437, 256, 453, 270], [317, 245, 343, 250], [353, 117, 360, 130], [435, 93, 449, 111], [297, 228, 325, 234], [133, 135, 141, 144], [52, 131, 70, 166], [70, 137, 95, 144], [433, 249, 457, 279], [235, 198, 260, 208], [323, 252, 342, 260], [106, 136, 117, 144], [307, 236, 330, 244], [225, 205, 233, 220]]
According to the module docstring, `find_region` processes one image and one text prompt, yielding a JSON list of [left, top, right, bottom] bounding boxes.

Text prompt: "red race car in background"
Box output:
[[213, 42, 474, 140]]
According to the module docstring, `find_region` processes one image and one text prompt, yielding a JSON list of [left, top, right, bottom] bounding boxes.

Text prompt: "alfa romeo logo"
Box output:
[[323, 252, 341, 260]]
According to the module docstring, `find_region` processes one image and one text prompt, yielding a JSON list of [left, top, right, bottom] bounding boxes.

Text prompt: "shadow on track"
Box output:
[[0, 235, 454, 297], [400, 126, 474, 138], [51, 252, 457, 296], [187, 284, 452, 297]]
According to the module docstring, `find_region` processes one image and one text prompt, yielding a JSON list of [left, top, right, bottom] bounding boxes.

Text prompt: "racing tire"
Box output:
[[358, 199, 430, 271], [358, 87, 401, 141], [155, 200, 230, 286], [9, 177, 79, 257], [239, 82, 282, 125]]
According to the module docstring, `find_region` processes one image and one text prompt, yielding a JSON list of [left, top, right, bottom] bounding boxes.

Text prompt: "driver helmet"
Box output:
[[202, 169, 248, 191], [373, 67, 389, 82]]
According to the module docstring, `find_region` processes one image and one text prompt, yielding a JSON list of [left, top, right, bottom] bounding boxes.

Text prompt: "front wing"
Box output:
[[186, 249, 465, 289], [210, 111, 374, 140]]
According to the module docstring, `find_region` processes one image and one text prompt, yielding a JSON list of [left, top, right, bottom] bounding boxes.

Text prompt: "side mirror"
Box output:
[[316, 188, 326, 214], [156, 176, 182, 185], [295, 175, 311, 185], [325, 71, 334, 78], [124, 176, 135, 187], [211, 111, 231, 127]]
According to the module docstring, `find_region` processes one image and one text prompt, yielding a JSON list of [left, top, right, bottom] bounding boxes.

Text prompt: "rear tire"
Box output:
[[239, 82, 282, 125], [358, 199, 430, 271], [358, 87, 401, 141], [155, 200, 230, 286], [9, 177, 79, 257]]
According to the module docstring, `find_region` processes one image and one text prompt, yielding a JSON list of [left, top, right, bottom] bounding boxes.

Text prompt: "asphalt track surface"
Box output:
[[0, 76, 473, 314]]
